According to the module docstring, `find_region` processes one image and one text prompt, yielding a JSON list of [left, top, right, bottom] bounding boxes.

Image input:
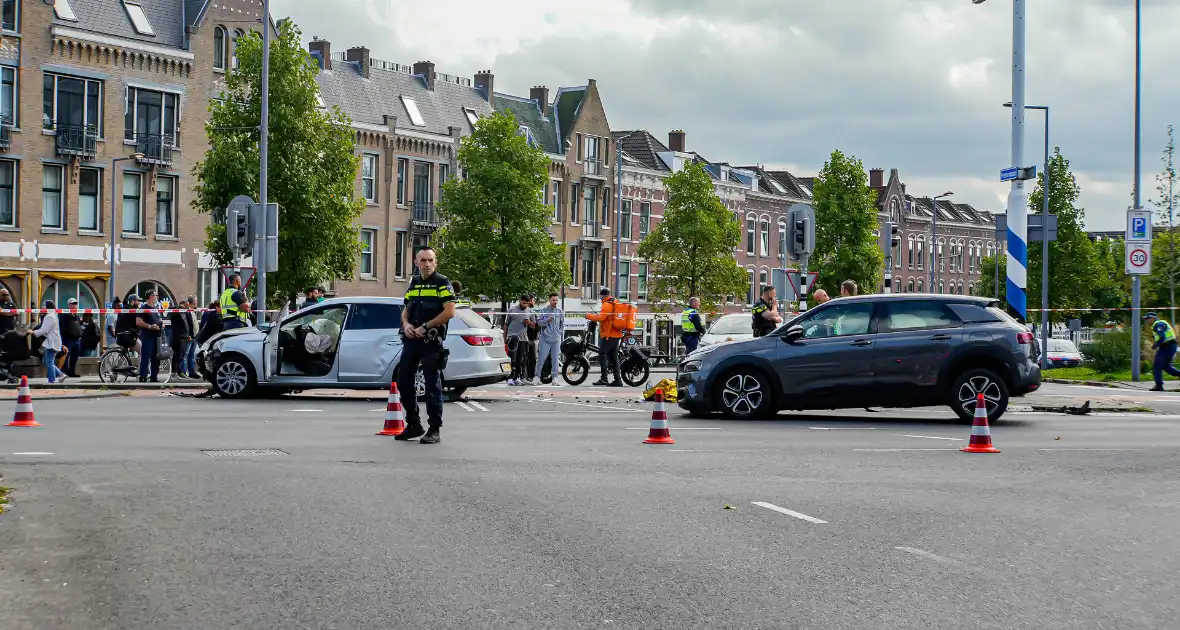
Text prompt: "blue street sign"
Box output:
[[1000, 167, 1019, 182], [1131, 216, 1149, 240]]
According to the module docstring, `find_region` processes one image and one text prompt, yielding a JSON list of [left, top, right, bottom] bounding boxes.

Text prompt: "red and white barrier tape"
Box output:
[[1027, 307, 1180, 313], [0, 308, 284, 315]]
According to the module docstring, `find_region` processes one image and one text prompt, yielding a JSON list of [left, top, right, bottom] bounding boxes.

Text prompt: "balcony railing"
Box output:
[[582, 155, 603, 177], [54, 123, 98, 160], [0, 116, 11, 151], [134, 133, 175, 166], [412, 200, 439, 231]]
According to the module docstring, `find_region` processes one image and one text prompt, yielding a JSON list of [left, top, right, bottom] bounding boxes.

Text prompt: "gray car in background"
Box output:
[[198, 297, 509, 400], [676, 294, 1041, 423]]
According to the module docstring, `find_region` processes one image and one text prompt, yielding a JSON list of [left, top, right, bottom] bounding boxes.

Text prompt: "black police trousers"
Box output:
[[396, 338, 444, 428]]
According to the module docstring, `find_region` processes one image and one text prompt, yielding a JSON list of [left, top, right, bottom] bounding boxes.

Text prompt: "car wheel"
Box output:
[[716, 368, 774, 419], [213, 354, 256, 399], [950, 368, 1009, 423]]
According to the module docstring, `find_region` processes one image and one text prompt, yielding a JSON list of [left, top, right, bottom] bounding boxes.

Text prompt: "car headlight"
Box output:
[[681, 360, 702, 373]]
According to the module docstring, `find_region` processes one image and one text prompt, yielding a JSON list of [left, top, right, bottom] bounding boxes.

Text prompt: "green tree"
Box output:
[[436, 110, 568, 310], [975, 253, 1006, 302], [193, 20, 364, 307], [810, 150, 883, 292], [1091, 237, 1131, 324], [637, 162, 748, 311], [1025, 148, 1101, 323], [1150, 126, 1180, 316]]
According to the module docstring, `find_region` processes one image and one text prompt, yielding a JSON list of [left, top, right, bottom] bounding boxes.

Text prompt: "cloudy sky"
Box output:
[[273, 0, 1179, 230]]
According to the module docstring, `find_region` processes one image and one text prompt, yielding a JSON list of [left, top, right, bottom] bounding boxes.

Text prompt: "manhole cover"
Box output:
[[201, 449, 288, 457]]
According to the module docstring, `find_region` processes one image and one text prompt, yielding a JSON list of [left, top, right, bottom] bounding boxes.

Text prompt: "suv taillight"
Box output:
[[461, 335, 494, 346], [1016, 332, 1034, 344]]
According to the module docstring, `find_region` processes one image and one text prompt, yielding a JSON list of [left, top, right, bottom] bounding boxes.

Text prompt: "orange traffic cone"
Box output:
[[377, 382, 406, 436], [960, 392, 999, 453], [7, 376, 41, 427], [643, 389, 675, 445]]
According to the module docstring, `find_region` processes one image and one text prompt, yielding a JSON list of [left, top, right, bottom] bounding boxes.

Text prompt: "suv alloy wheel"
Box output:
[[950, 367, 1009, 423], [716, 368, 774, 419]]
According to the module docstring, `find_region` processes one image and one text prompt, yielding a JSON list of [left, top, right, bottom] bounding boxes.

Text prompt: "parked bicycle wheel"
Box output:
[[98, 348, 133, 384], [561, 355, 591, 386]]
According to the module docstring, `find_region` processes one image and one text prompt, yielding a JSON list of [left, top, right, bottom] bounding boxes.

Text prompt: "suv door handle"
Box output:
[[928, 334, 952, 341], [849, 339, 873, 347]]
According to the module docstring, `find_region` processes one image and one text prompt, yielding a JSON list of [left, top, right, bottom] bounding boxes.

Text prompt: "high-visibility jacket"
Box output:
[[219, 288, 248, 324], [681, 308, 700, 334], [1153, 319, 1177, 345], [585, 297, 624, 339]]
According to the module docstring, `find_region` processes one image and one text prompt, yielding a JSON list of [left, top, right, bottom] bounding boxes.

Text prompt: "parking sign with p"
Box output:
[[1128, 210, 1151, 242]]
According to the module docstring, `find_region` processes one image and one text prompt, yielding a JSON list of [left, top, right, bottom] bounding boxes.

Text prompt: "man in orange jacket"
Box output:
[[585, 287, 623, 386]]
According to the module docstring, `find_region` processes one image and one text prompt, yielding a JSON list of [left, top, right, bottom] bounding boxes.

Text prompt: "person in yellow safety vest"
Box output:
[[451, 280, 472, 308], [681, 296, 705, 354], [218, 273, 253, 330], [1144, 312, 1180, 391]]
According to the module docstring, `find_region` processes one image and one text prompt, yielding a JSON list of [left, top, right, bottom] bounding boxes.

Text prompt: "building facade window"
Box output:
[[637, 262, 648, 301], [639, 201, 651, 238], [42, 165, 64, 228], [746, 214, 755, 255], [396, 158, 407, 206], [213, 26, 227, 71], [618, 261, 631, 301], [43, 73, 102, 134], [907, 236, 915, 268], [359, 229, 375, 276], [778, 219, 787, 258], [759, 217, 770, 257], [0, 159, 14, 228], [1, 0, 17, 32], [122, 172, 142, 234], [746, 269, 755, 305], [438, 163, 448, 200], [79, 167, 100, 231], [155, 176, 175, 236], [569, 245, 579, 287], [1, 65, 15, 126], [126, 281, 173, 305], [550, 180, 561, 223], [394, 231, 407, 278], [621, 199, 632, 239], [125, 87, 180, 147], [570, 183, 580, 223], [42, 280, 99, 310], [759, 269, 768, 292], [916, 239, 924, 270], [601, 187, 610, 227], [361, 154, 377, 203], [231, 29, 244, 69]]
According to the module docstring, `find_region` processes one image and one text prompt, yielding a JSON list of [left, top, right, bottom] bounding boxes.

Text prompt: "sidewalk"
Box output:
[[1044, 378, 1164, 391], [0, 376, 210, 391]]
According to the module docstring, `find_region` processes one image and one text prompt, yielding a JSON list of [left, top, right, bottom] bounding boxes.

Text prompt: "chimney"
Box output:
[[668, 129, 686, 152], [869, 168, 884, 188], [474, 70, 495, 106], [413, 60, 436, 91], [308, 37, 331, 70], [530, 86, 550, 116], [345, 46, 370, 79]]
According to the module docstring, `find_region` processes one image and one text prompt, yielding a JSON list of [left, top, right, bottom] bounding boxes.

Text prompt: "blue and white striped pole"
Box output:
[[1005, 0, 1028, 320]]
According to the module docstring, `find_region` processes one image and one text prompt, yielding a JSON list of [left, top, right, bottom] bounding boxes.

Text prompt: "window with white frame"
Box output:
[[759, 269, 768, 293], [907, 236, 915, 268], [639, 201, 651, 238], [759, 216, 770, 257], [359, 229, 375, 276], [2, 0, 17, 31], [123, 2, 154, 35], [621, 199, 632, 239], [745, 214, 755, 254], [637, 262, 648, 301], [42, 280, 98, 310], [601, 187, 610, 227], [396, 158, 407, 206], [746, 269, 755, 304], [231, 29, 244, 69], [42, 165, 64, 229], [0, 160, 14, 228], [618, 261, 631, 301], [916, 239, 924, 270], [401, 96, 425, 127], [213, 26, 227, 71], [79, 168, 100, 231], [122, 172, 142, 234], [1, 65, 16, 126], [569, 245, 579, 287], [463, 107, 479, 128], [155, 176, 175, 236], [438, 163, 448, 200], [778, 219, 787, 258], [394, 231, 407, 278], [550, 180, 561, 223], [125, 87, 180, 147], [570, 183, 580, 223], [43, 73, 102, 134], [361, 154, 377, 202], [938, 242, 945, 272]]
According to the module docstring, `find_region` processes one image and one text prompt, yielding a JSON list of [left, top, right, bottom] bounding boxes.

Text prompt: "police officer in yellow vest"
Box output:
[[681, 296, 705, 354], [1145, 312, 1180, 391], [451, 280, 472, 309], [218, 274, 252, 330]]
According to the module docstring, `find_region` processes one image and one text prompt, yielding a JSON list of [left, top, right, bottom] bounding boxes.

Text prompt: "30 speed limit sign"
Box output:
[[1126, 244, 1152, 275]]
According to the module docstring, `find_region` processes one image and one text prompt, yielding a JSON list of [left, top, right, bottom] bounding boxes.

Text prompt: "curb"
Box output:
[[0, 390, 130, 401], [1, 383, 210, 391], [1043, 378, 1121, 388]]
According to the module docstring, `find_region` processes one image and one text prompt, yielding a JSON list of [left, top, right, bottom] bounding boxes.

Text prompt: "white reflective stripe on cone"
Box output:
[[971, 425, 992, 436]]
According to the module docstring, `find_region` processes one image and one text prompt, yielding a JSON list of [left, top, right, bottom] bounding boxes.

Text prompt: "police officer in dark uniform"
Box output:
[[395, 246, 456, 444], [751, 285, 782, 337]]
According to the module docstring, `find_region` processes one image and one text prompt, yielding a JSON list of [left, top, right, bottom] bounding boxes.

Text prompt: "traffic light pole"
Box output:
[[257, 0, 272, 326], [798, 254, 809, 311]]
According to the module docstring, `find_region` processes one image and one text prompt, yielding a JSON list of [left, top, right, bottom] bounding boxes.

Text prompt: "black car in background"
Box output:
[[676, 295, 1041, 423]]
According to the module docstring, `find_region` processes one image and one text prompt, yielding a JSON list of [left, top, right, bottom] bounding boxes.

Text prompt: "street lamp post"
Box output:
[[1131, 0, 1143, 381], [930, 191, 954, 291], [1006, 102, 1050, 369], [257, 0, 272, 322], [109, 153, 145, 302]]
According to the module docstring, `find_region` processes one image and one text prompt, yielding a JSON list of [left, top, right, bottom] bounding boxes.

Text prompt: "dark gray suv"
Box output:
[[676, 295, 1041, 422]]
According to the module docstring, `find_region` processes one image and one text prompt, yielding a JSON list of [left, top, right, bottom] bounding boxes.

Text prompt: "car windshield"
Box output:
[[708, 315, 753, 336], [1047, 339, 1078, 353]]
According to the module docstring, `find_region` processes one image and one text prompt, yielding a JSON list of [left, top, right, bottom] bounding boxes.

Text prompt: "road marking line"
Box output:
[[854, 448, 960, 452], [514, 396, 639, 412], [669, 449, 711, 452], [625, 427, 722, 430], [751, 501, 827, 524], [456, 402, 474, 412], [809, 427, 877, 431], [289, 409, 323, 412], [895, 547, 956, 564], [1036, 448, 1145, 451], [469, 402, 489, 412], [898, 434, 964, 441], [11, 452, 54, 455]]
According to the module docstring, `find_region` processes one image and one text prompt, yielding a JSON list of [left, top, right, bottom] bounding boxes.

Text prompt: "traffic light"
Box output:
[[226, 203, 253, 257], [793, 218, 806, 252]]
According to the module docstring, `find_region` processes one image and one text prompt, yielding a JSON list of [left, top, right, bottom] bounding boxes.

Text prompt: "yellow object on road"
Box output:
[[643, 378, 678, 403]]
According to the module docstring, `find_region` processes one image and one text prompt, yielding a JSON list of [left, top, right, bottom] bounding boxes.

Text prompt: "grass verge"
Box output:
[[1044, 367, 1133, 382]]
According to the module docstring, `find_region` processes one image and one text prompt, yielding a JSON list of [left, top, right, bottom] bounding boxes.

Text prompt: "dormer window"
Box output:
[[123, 2, 154, 35], [54, 0, 78, 21], [401, 96, 425, 127], [463, 107, 479, 127]]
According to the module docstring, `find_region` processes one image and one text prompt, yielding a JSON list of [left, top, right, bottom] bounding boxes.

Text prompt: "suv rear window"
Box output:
[[453, 309, 493, 331], [986, 306, 1023, 326], [947, 303, 1006, 323]]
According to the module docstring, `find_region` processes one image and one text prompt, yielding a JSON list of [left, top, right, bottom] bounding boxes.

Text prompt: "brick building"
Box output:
[[0, 0, 272, 316], [868, 167, 998, 296], [496, 79, 615, 312], [308, 41, 493, 298]]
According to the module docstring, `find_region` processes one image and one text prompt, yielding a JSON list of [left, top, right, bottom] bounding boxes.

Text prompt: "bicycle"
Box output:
[[98, 341, 172, 384], [559, 323, 650, 387]]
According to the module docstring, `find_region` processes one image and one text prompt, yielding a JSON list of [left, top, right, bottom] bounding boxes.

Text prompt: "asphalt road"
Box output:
[[1, 383, 1178, 629]]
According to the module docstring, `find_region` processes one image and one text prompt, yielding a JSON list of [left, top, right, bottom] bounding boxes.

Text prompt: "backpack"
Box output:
[[615, 302, 638, 332]]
